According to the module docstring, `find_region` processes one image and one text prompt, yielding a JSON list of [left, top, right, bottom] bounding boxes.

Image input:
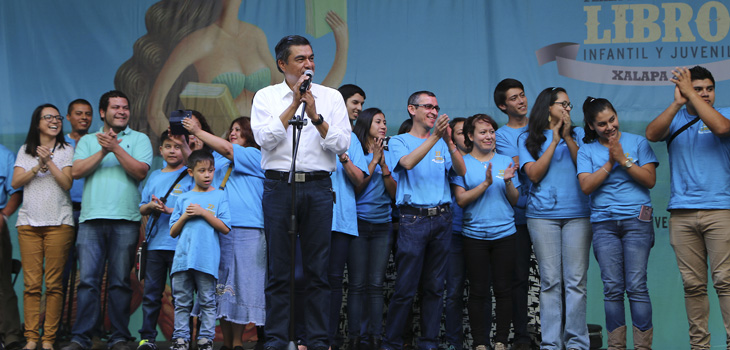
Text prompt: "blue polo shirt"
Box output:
[[0, 144, 20, 209], [65, 135, 85, 204]]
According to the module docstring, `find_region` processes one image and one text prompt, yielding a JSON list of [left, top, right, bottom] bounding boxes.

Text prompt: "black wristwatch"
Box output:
[[311, 113, 324, 126]]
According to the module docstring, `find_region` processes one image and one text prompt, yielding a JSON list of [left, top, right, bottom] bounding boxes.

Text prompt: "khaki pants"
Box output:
[[17, 225, 74, 344], [669, 209, 730, 350]]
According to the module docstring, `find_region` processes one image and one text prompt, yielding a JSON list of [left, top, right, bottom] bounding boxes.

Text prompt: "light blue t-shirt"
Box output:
[[356, 151, 392, 224], [518, 127, 590, 219], [73, 126, 153, 222], [450, 153, 520, 240], [332, 132, 369, 236], [0, 144, 20, 208], [390, 133, 453, 207], [450, 193, 463, 234], [665, 107, 730, 210], [496, 125, 530, 225], [64, 135, 85, 204], [213, 145, 265, 228], [170, 189, 231, 278], [139, 167, 194, 251], [577, 132, 658, 222]]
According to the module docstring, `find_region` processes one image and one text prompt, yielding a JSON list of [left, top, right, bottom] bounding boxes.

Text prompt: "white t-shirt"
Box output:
[[14, 143, 74, 226]]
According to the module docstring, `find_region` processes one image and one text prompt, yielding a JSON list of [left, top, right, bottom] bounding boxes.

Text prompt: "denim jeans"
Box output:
[[669, 209, 730, 349], [443, 232, 466, 350], [592, 218, 654, 333], [138, 249, 175, 340], [383, 208, 452, 350], [263, 178, 333, 350], [527, 217, 592, 350], [348, 220, 393, 341], [463, 235, 516, 345], [328, 231, 353, 347], [71, 219, 139, 348], [171, 270, 217, 340], [0, 218, 23, 345]]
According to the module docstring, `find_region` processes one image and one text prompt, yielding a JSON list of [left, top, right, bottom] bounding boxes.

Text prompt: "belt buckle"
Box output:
[[295, 173, 306, 183], [427, 207, 438, 216]]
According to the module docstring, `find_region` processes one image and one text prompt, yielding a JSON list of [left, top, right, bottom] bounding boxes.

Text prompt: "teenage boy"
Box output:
[[137, 132, 194, 348], [169, 150, 231, 350], [493, 78, 532, 350], [646, 65, 730, 349]]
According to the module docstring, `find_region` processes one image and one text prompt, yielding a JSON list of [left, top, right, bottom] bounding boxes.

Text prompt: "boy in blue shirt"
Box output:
[[137, 131, 194, 348], [169, 150, 231, 350]]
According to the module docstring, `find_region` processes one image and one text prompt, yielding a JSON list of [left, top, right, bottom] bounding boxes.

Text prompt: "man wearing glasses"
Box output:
[[381, 91, 465, 350], [62, 90, 152, 350]]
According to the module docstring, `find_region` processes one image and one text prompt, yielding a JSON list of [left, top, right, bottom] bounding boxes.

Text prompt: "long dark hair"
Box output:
[[353, 107, 384, 155], [24, 104, 68, 157], [228, 117, 260, 150], [582, 97, 617, 143], [524, 87, 575, 159], [114, 0, 223, 137]]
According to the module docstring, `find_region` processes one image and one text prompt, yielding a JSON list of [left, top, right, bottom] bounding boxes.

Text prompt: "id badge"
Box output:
[[638, 205, 653, 222]]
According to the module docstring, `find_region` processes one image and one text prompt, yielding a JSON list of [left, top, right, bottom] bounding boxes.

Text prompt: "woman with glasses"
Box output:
[[11, 104, 75, 350], [451, 114, 520, 350], [577, 97, 657, 350], [350, 107, 397, 350], [518, 88, 591, 350]]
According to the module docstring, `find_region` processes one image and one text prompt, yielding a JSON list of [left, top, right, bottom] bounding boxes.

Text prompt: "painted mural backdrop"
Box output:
[[2, 0, 730, 348]]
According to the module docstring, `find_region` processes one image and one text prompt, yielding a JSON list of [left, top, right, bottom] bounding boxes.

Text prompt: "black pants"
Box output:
[[463, 235, 516, 345]]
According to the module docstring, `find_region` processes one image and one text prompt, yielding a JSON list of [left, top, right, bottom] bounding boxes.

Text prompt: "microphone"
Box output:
[[299, 70, 314, 94]]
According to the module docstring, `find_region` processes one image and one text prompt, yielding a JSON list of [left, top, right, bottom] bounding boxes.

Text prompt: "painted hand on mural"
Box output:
[[116, 0, 350, 139]]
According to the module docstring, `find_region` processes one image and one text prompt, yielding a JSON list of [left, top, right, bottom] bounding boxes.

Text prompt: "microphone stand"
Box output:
[[286, 100, 307, 350]]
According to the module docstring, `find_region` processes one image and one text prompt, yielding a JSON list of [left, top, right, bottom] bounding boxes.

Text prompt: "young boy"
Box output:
[[137, 131, 194, 349], [169, 150, 231, 350]]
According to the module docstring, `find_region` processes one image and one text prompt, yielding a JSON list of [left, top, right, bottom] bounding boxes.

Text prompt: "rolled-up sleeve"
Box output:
[[251, 86, 288, 151], [319, 92, 351, 155]]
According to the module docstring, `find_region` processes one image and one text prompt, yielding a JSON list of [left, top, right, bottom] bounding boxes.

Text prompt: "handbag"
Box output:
[[136, 169, 189, 281]]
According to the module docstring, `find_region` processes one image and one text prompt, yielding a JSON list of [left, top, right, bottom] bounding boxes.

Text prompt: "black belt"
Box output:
[[399, 204, 450, 217], [265, 170, 330, 183], [72, 202, 82, 211]]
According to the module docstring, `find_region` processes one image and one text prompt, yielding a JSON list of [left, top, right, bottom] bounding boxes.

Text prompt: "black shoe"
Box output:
[[60, 343, 85, 350], [345, 338, 359, 350], [110, 342, 132, 350]]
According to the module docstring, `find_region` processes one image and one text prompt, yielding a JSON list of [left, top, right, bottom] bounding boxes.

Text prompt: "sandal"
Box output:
[[42, 342, 54, 350], [22, 341, 37, 350]]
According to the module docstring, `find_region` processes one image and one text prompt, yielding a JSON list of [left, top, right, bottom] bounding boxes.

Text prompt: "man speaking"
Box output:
[[251, 35, 351, 350]]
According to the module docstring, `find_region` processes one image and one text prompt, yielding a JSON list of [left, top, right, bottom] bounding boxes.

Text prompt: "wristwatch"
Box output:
[[311, 113, 324, 126], [339, 153, 349, 164], [623, 159, 633, 169]]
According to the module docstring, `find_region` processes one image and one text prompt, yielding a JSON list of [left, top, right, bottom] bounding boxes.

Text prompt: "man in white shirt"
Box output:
[[251, 34, 351, 350]]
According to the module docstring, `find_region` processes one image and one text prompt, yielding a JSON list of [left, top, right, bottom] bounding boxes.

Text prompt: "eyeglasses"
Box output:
[[552, 101, 573, 109], [411, 104, 441, 113], [42, 114, 64, 122]]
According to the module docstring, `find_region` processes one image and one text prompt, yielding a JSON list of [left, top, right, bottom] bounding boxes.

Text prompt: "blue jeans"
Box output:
[[348, 220, 393, 341], [592, 218, 654, 332], [383, 208, 452, 350], [328, 231, 353, 346], [71, 219, 139, 348], [138, 249, 175, 340], [527, 218, 592, 350], [443, 232, 466, 350], [263, 178, 333, 350], [171, 270, 217, 340]]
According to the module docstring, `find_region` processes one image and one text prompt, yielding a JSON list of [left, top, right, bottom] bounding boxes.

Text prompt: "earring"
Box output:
[[548, 115, 552, 123]]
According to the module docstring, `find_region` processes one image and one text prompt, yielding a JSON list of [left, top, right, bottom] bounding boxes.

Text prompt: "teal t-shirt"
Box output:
[[73, 126, 153, 222]]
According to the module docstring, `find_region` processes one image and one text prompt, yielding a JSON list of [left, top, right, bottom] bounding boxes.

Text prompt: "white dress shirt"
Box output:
[[251, 81, 351, 172]]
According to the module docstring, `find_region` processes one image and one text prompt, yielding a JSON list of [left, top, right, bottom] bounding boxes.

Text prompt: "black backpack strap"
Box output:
[[667, 116, 700, 147]]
